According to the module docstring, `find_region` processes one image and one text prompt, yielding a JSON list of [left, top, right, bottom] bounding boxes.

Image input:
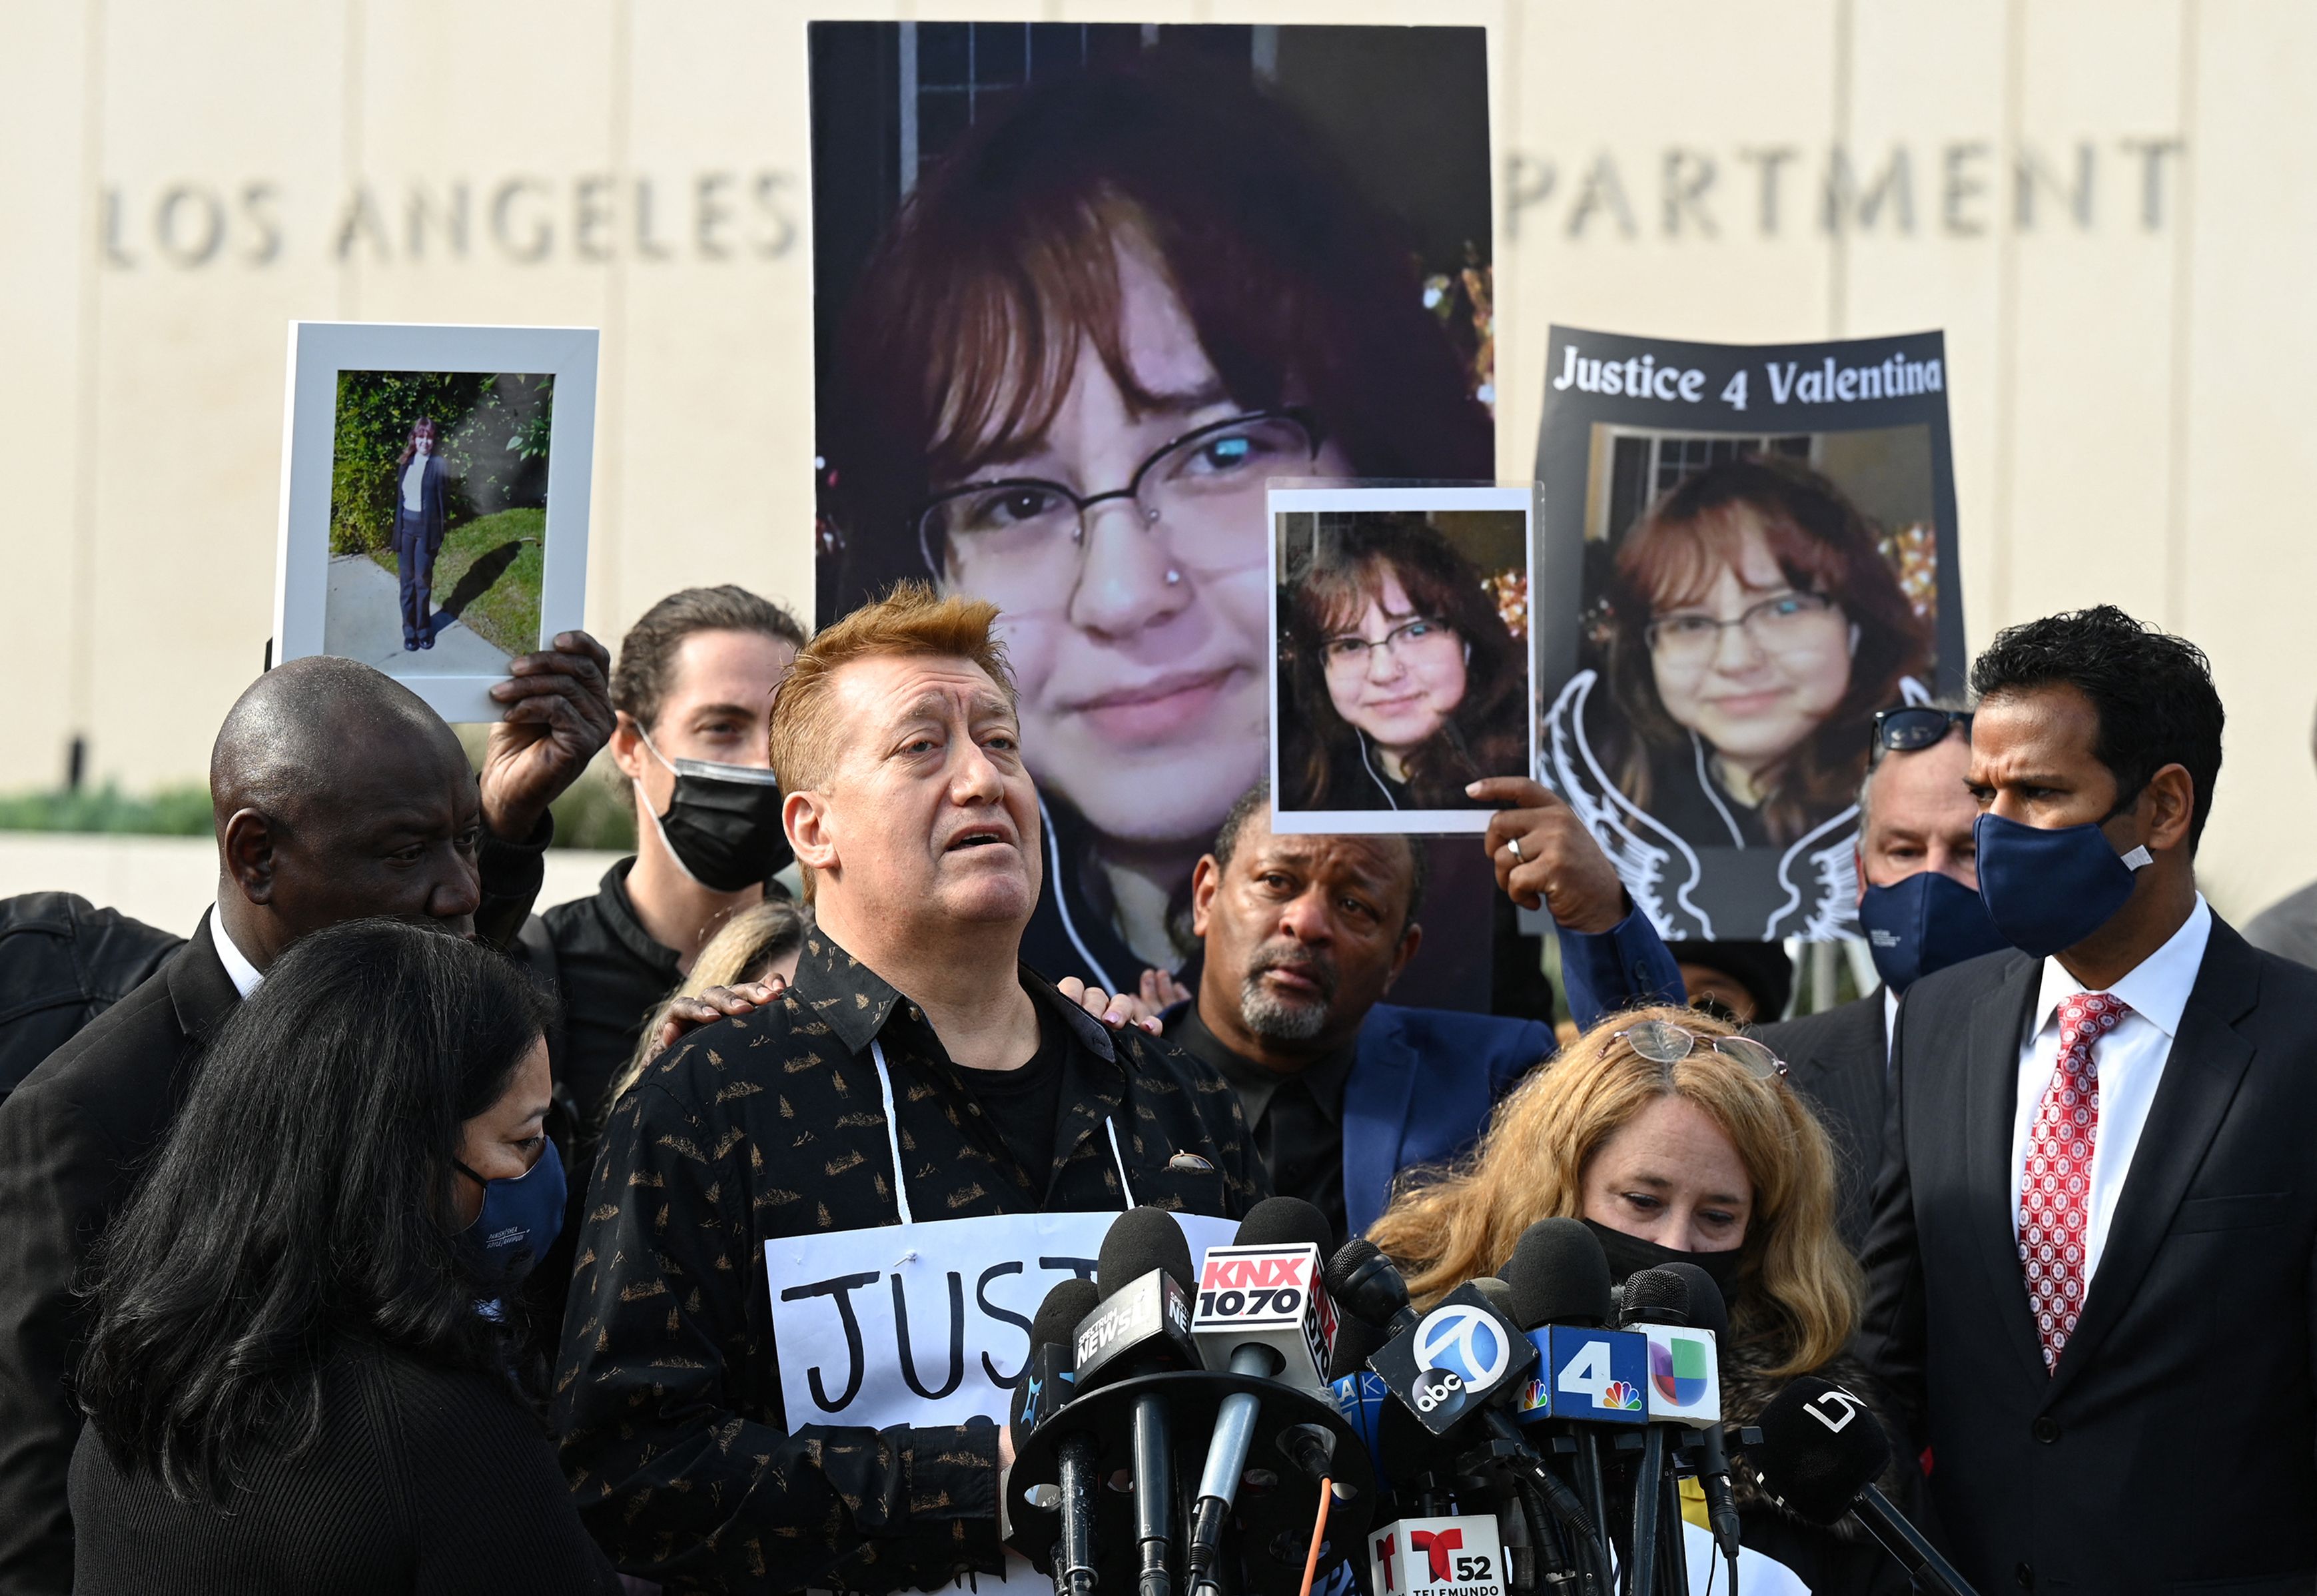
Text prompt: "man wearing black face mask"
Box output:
[[1859, 607, 2317, 1596], [1748, 700, 2005, 1248], [519, 585, 808, 1133]]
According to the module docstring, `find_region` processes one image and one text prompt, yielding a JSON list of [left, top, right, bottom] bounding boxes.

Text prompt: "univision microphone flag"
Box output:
[[1638, 1325, 1721, 1425]]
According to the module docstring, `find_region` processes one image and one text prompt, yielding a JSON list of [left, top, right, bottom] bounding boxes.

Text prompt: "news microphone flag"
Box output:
[[1368, 1515, 1506, 1596], [1190, 1242, 1334, 1390], [1639, 1324, 1721, 1425], [1512, 1325, 1649, 1425], [1366, 1283, 1538, 1436]]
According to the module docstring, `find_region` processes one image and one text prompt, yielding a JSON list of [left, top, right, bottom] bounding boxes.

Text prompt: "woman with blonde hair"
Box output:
[[1369, 1005, 1916, 1593], [604, 897, 810, 1118]]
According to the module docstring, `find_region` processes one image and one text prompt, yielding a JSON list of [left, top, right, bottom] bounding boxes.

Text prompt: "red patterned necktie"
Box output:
[[2018, 991, 2132, 1372]]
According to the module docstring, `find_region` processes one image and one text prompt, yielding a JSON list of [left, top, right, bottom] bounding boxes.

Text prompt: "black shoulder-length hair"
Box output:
[[76, 918, 554, 1500]]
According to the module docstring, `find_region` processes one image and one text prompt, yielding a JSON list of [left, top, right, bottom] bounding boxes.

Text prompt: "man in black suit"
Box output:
[[0, 637, 613, 1596], [1752, 703, 2001, 1248], [1860, 606, 2317, 1594]]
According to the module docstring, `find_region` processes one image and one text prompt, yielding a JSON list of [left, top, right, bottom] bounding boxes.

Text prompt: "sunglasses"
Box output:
[[1871, 706, 1972, 762], [1613, 1019, 1788, 1080]]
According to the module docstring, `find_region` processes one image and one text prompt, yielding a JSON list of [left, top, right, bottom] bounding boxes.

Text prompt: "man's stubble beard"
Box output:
[[1237, 969, 1332, 1044]]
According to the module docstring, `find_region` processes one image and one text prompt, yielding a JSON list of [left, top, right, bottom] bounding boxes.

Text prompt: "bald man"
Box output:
[[0, 637, 612, 1596]]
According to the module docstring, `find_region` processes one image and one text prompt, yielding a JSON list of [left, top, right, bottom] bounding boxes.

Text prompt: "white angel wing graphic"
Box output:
[[1539, 671, 1715, 941]]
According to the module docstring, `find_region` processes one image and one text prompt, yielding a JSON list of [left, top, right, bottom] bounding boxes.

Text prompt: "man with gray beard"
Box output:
[[1159, 783, 1682, 1246]]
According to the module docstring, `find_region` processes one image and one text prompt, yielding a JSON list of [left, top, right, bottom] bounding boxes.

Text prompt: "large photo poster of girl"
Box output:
[[808, 23, 1499, 1002], [1532, 326, 1963, 942]]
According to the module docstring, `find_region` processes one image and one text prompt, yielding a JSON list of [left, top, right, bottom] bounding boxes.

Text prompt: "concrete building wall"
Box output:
[[3, 0, 2308, 921]]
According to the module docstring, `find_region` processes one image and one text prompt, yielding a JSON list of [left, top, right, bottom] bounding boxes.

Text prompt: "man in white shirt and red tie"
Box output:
[[1860, 605, 2317, 1596]]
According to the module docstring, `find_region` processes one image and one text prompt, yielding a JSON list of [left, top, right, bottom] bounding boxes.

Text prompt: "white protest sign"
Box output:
[[765, 1208, 1234, 1429], [766, 1208, 1236, 1592]]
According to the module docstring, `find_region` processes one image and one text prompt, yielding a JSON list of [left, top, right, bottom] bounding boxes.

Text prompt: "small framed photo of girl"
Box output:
[[1268, 485, 1536, 835], [272, 321, 598, 723]]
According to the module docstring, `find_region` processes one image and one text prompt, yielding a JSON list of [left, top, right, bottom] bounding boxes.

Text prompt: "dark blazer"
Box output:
[[0, 923, 239, 1595], [69, 1338, 620, 1595], [1751, 991, 1889, 1252], [1858, 919, 2317, 1595], [391, 453, 449, 557], [0, 894, 184, 1106]]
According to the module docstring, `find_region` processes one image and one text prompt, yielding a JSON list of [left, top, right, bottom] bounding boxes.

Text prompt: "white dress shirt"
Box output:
[[2007, 893, 2212, 1280], [402, 452, 428, 513], [211, 907, 265, 999]]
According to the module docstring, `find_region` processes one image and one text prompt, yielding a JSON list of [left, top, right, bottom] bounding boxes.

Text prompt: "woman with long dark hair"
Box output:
[[824, 53, 1493, 989], [1280, 512, 1526, 811], [69, 919, 619, 1593]]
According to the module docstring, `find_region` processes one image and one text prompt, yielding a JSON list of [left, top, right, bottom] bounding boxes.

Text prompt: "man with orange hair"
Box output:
[[552, 584, 1262, 1593]]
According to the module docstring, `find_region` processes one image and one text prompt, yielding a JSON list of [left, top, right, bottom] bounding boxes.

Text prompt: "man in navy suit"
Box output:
[[1861, 607, 2317, 1592], [1160, 781, 1682, 1244], [392, 418, 451, 651]]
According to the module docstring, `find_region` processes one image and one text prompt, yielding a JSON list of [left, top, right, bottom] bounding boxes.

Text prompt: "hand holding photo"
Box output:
[[274, 322, 596, 723], [1269, 486, 1534, 835]]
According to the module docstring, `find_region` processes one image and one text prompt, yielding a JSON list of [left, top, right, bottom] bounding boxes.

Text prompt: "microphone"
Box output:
[[1083, 1207, 1200, 1596], [1502, 1220, 1648, 1429], [1325, 1236, 1420, 1338], [1015, 1277, 1099, 1439], [1752, 1378, 1979, 1596], [1616, 1268, 1712, 1596], [1659, 1262, 1742, 1565], [1017, 1278, 1102, 1596], [1184, 1197, 1337, 1596]]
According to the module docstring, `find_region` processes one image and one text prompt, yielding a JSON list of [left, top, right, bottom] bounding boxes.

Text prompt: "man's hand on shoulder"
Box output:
[[1055, 976, 1165, 1035], [479, 629, 616, 841], [644, 976, 789, 1066], [1470, 776, 1627, 934]]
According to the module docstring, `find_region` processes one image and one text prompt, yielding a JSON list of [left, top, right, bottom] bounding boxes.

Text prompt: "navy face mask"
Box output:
[[1857, 869, 2010, 993], [455, 1138, 566, 1294], [1973, 810, 2154, 960]]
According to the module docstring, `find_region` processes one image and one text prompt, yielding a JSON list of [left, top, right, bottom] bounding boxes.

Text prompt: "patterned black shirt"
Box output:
[[552, 929, 1265, 1593]]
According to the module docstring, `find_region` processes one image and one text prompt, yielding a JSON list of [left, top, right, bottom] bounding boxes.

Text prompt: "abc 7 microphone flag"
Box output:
[[1367, 1286, 1537, 1435]]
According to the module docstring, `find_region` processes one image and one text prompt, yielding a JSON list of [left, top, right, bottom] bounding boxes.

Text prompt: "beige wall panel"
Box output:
[[1839, 0, 2006, 666], [1497, 2, 1843, 482], [83, 0, 350, 789], [2176, 0, 2317, 921], [612, 3, 819, 631], [1997, 1, 2183, 634], [0, 5, 93, 789]]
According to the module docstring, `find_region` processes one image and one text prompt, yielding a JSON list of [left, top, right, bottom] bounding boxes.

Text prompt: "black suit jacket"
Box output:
[[0, 924, 238, 1595], [1859, 919, 2317, 1595], [1752, 991, 1889, 1252]]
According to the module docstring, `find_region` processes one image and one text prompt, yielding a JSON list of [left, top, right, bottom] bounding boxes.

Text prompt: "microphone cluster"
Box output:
[[1006, 1205, 1969, 1596]]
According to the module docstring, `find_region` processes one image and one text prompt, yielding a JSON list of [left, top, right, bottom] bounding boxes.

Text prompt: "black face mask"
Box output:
[[1583, 1218, 1745, 1312], [638, 731, 791, 893]]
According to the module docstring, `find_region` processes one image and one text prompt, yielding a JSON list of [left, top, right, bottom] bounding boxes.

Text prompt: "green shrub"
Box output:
[[0, 783, 215, 835]]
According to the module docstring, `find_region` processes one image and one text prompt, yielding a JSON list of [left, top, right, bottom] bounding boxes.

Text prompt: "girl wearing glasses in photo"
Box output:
[[1368, 1006, 1920, 1596], [822, 56, 1492, 990], [1279, 512, 1526, 812], [1542, 454, 1930, 941]]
